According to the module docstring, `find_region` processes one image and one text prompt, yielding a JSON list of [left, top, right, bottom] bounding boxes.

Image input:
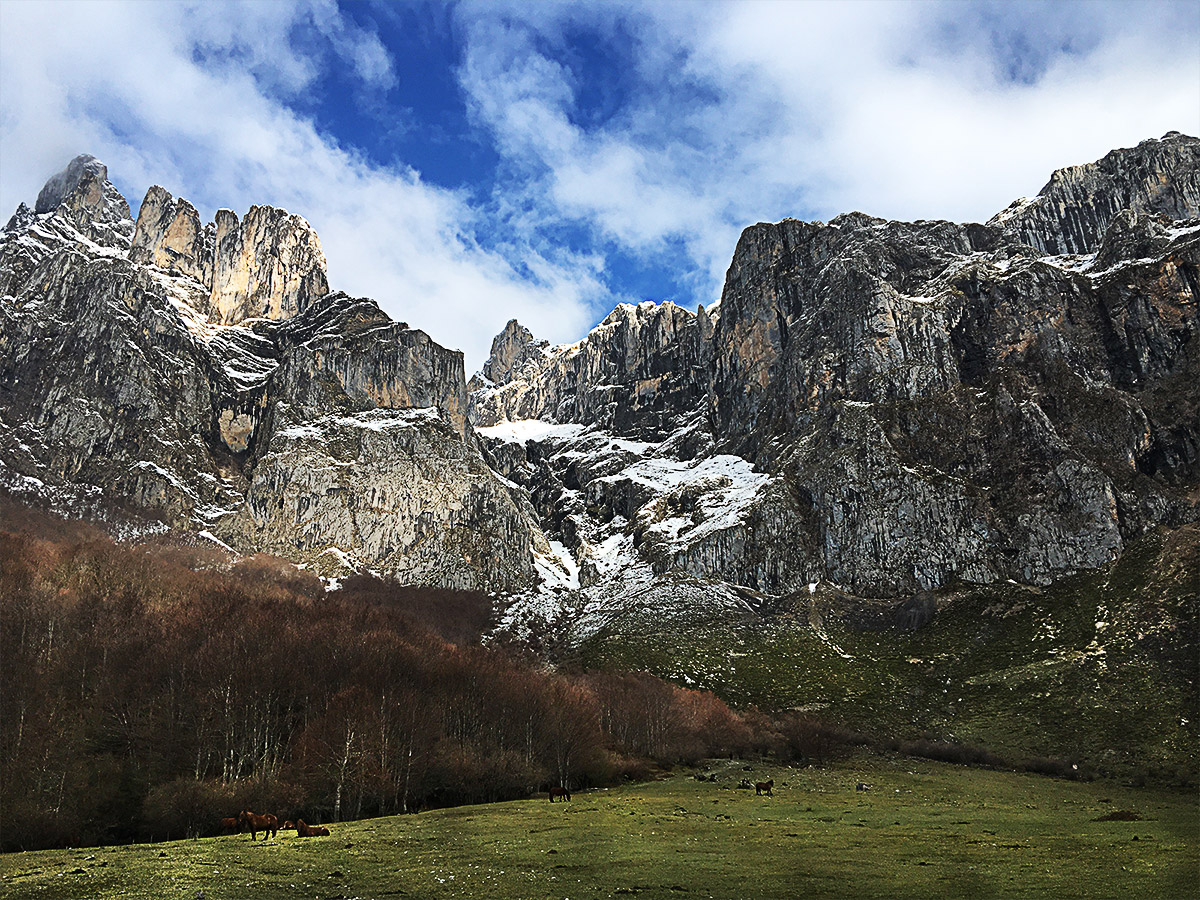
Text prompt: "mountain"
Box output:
[[0, 157, 536, 591], [2, 134, 1198, 639], [472, 131, 1199, 636]]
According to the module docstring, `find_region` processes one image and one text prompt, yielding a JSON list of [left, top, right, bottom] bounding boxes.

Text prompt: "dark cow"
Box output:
[[296, 819, 330, 837]]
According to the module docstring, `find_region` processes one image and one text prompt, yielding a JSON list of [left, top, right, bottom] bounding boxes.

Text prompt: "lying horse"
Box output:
[[295, 819, 330, 837], [755, 779, 774, 796], [548, 786, 571, 802], [238, 810, 278, 840]]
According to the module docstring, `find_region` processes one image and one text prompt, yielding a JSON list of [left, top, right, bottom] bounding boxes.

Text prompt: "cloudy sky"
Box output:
[[1, 0, 1197, 369]]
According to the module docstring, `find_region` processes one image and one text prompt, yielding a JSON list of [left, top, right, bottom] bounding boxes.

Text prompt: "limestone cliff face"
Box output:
[[277, 295, 469, 437], [225, 407, 535, 590], [129, 185, 213, 284], [0, 157, 535, 591], [130, 186, 328, 324], [473, 132, 1200, 615], [709, 214, 982, 452], [208, 205, 328, 323]]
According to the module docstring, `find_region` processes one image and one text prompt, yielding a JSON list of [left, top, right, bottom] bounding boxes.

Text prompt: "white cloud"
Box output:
[[0, 0, 599, 368], [456, 0, 1200, 307]]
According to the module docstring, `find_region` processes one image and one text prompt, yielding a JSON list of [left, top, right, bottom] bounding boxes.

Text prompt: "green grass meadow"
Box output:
[[3, 756, 1195, 900]]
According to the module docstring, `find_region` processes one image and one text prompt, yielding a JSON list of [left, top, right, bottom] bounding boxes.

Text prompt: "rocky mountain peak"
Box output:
[[480, 319, 547, 386], [34, 154, 108, 213], [470, 299, 713, 439], [29, 153, 133, 249], [989, 131, 1200, 254], [129, 184, 212, 284], [208, 204, 328, 324]]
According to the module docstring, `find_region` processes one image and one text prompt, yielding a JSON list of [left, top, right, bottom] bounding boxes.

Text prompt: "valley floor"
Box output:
[[1, 755, 1195, 900]]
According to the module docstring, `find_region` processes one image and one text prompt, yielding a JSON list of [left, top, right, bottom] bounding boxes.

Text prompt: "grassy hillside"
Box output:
[[2, 755, 1194, 900], [579, 526, 1199, 784]]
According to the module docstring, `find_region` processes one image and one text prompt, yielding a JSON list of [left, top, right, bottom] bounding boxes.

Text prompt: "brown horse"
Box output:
[[755, 779, 774, 796], [218, 816, 240, 834], [548, 786, 571, 802], [295, 819, 330, 837], [238, 810, 278, 840]]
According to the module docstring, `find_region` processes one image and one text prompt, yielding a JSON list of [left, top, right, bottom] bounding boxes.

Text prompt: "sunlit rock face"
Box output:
[[207, 205, 329, 324], [131, 186, 329, 324], [130, 185, 213, 284], [473, 132, 1200, 629], [469, 300, 714, 442], [0, 156, 537, 592]]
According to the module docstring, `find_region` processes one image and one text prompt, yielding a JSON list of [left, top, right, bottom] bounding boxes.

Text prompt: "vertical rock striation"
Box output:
[[989, 131, 1200, 255], [130, 186, 329, 324], [470, 300, 713, 442], [129, 185, 213, 284], [207, 205, 329, 323]]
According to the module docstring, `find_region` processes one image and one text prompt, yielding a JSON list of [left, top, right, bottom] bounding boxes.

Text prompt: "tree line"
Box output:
[[1, 507, 841, 851]]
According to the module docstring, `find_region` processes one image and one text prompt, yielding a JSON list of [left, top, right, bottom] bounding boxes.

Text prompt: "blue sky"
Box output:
[[1, 0, 1198, 369]]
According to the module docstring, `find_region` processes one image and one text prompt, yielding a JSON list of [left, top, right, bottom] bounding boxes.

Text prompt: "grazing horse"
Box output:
[[755, 779, 774, 796], [296, 819, 330, 837], [548, 786, 571, 802], [238, 810, 278, 840], [218, 817, 240, 834]]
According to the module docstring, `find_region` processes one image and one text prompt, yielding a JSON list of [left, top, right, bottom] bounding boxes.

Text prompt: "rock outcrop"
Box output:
[[989, 130, 1200, 255], [207, 205, 329, 324], [130, 185, 329, 323], [469, 300, 714, 442], [129, 184, 212, 284], [33, 154, 134, 250]]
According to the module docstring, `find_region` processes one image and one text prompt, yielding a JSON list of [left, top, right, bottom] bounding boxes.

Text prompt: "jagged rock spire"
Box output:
[[989, 131, 1200, 255], [481, 319, 546, 386], [130, 186, 329, 324]]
